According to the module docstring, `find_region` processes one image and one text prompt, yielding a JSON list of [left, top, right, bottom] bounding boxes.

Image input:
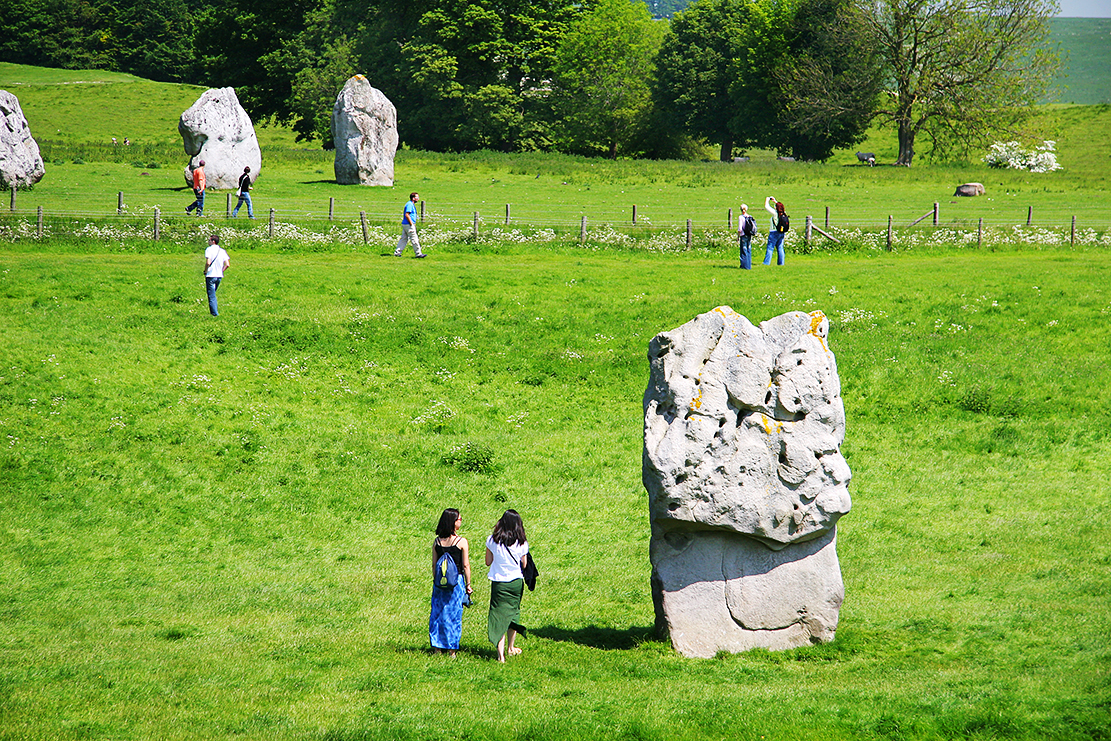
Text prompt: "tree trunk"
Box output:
[[609, 139, 618, 160], [896, 121, 915, 166], [719, 138, 733, 162]]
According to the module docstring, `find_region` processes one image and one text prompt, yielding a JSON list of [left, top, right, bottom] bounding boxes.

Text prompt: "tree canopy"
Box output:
[[864, 0, 1060, 166]]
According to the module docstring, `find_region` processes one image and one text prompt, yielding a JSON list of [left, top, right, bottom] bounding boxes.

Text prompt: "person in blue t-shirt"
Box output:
[[394, 192, 426, 258]]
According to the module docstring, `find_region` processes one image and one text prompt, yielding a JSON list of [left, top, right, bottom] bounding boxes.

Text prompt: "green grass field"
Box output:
[[2, 61, 1110, 740], [1, 246, 1110, 740]]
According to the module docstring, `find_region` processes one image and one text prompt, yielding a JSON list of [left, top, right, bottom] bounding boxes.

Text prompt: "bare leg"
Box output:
[[496, 634, 507, 662], [506, 627, 520, 656]]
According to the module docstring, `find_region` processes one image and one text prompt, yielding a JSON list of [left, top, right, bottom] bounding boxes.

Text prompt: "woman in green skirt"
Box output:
[[485, 510, 529, 662]]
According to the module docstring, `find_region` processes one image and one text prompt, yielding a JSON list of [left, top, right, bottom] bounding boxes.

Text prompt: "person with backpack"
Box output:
[[485, 509, 530, 662], [739, 203, 757, 270], [430, 508, 473, 656], [763, 196, 789, 266]]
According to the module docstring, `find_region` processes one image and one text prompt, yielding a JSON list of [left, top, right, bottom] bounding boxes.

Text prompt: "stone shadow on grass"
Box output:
[[532, 624, 657, 651]]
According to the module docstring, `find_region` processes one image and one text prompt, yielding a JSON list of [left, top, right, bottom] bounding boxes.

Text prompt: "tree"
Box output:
[[652, 0, 751, 161], [551, 0, 664, 158], [864, 0, 1061, 166], [765, 0, 883, 160]]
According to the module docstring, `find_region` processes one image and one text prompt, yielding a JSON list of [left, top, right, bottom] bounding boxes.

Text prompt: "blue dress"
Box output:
[[429, 543, 466, 650]]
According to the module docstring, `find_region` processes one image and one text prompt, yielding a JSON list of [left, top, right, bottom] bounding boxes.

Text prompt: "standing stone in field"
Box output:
[[179, 87, 261, 190], [643, 307, 852, 658], [0, 90, 45, 190], [331, 76, 398, 186]]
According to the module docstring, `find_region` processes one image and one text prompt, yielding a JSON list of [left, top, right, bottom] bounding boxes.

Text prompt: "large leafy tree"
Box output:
[[550, 0, 665, 158], [765, 0, 882, 160], [651, 0, 750, 161], [864, 0, 1060, 166]]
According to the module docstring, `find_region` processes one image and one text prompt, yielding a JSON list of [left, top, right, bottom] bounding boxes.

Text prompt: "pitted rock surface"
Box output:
[[644, 307, 852, 657], [0, 91, 45, 190]]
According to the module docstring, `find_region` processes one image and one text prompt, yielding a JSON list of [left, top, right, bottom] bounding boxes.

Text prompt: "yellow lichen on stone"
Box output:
[[808, 311, 829, 351]]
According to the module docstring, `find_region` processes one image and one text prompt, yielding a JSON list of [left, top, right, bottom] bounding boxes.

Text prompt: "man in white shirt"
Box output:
[[203, 234, 230, 316]]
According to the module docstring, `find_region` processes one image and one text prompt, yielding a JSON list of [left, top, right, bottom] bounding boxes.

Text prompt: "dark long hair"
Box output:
[[491, 509, 526, 547], [435, 508, 460, 539]]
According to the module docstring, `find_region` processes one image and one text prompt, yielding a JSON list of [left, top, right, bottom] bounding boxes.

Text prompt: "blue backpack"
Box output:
[[434, 550, 460, 590]]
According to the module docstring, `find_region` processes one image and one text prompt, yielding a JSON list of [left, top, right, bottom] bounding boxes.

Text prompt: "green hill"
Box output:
[[1048, 18, 1111, 104]]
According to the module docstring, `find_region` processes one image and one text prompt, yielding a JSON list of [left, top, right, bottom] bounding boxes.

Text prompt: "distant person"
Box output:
[[739, 203, 757, 270], [763, 196, 789, 266], [232, 166, 254, 218], [186, 160, 206, 217], [430, 508, 473, 657], [393, 192, 426, 258], [111, 137, 117, 145], [203, 234, 229, 316], [123, 137, 130, 146], [486, 509, 529, 662]]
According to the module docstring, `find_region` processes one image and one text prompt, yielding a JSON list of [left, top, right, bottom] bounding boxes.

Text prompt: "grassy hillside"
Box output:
[[1049, 18, 1111, 105], [0, 247, 1109, 740]]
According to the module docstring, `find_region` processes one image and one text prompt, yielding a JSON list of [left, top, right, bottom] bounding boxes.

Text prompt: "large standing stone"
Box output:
[[179, 88, 261, 190], [0, 90, 45, 190], [331, 76, 398, 186], [643, 307, 852, 658]]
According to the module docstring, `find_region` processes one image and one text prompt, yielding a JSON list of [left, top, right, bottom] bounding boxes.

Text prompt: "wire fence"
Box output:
[[3, 188, 1110, 252]]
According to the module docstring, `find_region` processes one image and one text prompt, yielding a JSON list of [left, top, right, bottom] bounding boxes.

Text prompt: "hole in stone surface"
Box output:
[[668, 501, 680, 512], [765, 391, 773, 404], [797, 359, 803, 366], [675, 472, 688, 484], [779, 452, 788, 465]]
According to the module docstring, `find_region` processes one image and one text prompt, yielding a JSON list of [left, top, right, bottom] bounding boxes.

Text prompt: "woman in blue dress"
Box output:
[[429, 508, 473, 656]]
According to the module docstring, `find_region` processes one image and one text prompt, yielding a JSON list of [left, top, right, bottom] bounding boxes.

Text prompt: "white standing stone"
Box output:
[[331, 76, 398, 186], [0, 90, 45, 190], [644, 307, 852, 657], [179, 87, 261, 190]]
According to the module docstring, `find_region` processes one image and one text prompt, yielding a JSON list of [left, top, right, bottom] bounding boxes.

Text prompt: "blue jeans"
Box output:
[[764, 231, 785, 265], [187, 188, 205, 216], [739, 235, 752, 270], [233, 192, 253, 218], [205, 276, 221, 316]]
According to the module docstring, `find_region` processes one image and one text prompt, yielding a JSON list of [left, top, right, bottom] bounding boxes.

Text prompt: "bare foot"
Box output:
[[508, 647, 522, 656], [449, 650, 457, 658]]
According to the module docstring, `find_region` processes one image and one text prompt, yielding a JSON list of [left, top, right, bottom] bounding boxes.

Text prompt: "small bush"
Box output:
[[72, 158, 86, 165], [442, 441, 498, 474]]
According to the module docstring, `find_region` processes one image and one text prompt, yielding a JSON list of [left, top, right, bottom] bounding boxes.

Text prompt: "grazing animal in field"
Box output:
[[856, 152, 876, 166]]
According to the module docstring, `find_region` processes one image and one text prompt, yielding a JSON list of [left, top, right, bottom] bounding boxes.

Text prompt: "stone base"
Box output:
[[651, 528, 843, 658]]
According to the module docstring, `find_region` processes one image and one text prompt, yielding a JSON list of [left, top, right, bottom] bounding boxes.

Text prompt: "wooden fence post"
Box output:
[[268, 208, 275, 238], [805, 215, 813, 247], [825, 206, 830, 230], [580, 215, 587, 244], [9, 186, 15, 212], [1071, 215, 1076, 246], [37, 205, 43, 238], [420, 201, 425, 222], [1027, 206, 1033, 226], [686, 219, 692, 249], [329, 197, 335, 222], [978, 217, 983, 248], [933, 202, 939, 226], [359, 211, 368, 244], [886, 216, 893, 251], [153, 207, 160, 241], [506, 204, 511, 225], [474, 212, 480, 239], [728, 208, 733, 230], [117, 191, 124, 216], [225, 192, 231, 218], [632, 205, 637, 225]]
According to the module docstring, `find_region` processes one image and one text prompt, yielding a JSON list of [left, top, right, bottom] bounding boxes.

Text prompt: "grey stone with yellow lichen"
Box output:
[[643, 307, 851, 657]]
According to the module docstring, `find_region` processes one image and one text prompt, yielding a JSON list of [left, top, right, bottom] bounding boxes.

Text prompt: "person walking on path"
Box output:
[[739, 203, 757, 270], [762, 196, 789, 266], [203, 234, 230, 316], [232, 166, 254, 218], [186, 160, 207, 216], [485, 510, 529, 663], [429, 508, 473, 657], [394, 192, 426, 258]]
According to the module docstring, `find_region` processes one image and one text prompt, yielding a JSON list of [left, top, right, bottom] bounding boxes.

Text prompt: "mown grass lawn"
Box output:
[[1, 245, 1109, 740]]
